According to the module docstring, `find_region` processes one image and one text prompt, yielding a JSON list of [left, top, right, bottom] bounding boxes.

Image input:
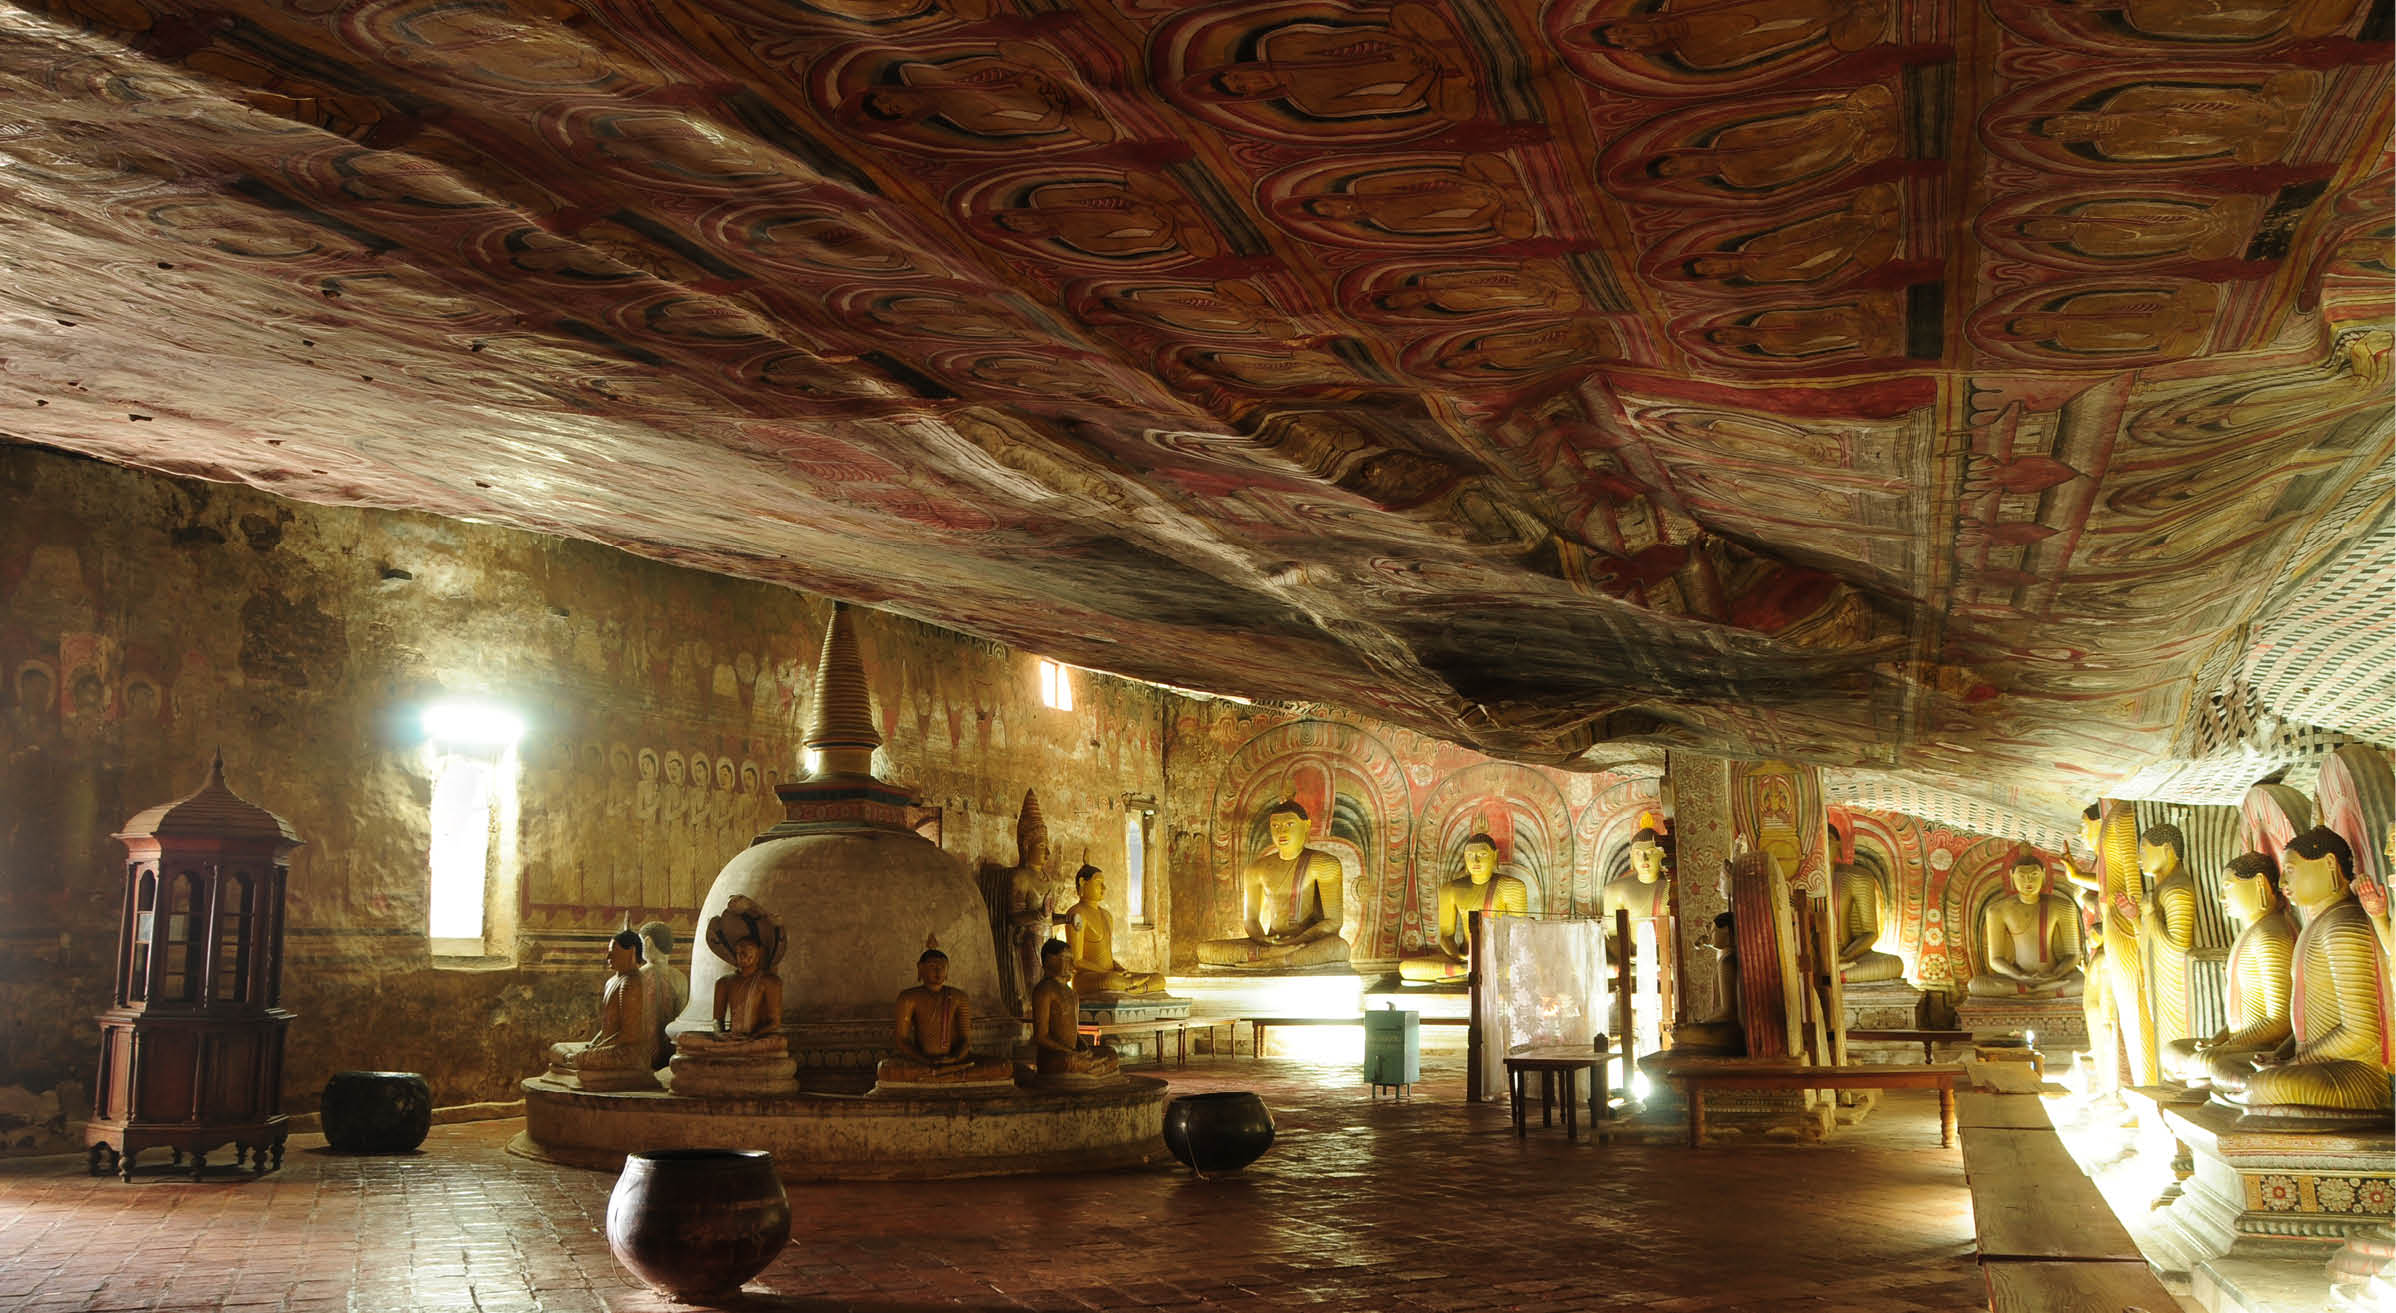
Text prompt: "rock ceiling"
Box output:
[[0, 0, 2389, 837]]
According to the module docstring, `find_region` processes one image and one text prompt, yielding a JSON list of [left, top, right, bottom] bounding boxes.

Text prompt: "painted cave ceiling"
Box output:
[[0, 0, 2389, 841]]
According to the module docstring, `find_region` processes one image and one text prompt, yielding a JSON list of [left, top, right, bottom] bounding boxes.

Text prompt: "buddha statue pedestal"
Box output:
[[1954, 994, 2088, 1049], [1077, 993, 1190, 1026], [667, 1038, 800, 1098], [1841, 980, 1926, 1033], [867, 1059, 1019, 1099], [2156, 1099, 2396, 1269], [545, 1049, 662, 1094]]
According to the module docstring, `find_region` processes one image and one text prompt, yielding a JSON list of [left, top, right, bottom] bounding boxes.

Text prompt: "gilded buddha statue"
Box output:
[[2165, 852, 2293, 1093], [2225, 827, 2394, 1123], [1196, 801, 1352, 970], [1064, 864, 1169, 995], [1598, 826, 1674, 929], [1965, 856, 2085, 998], [1833, 861, 1905, 983], [546, 930, 661, 1091], [872, 938, 1015, 1093], [2138, 824, 2200, 1052], [1399, 833, 1528, 984], [1030, 938, 1121, 1085]]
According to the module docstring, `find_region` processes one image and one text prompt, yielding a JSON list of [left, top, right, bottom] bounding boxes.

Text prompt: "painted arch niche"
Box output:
[[1409, 761, 1577, 950], [1207, 718, 1411, 962]]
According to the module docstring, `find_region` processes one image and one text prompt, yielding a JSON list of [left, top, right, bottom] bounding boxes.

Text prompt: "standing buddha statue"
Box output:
[[2087, 802, 2158, 1084], [2138, 824, 2199, 1054], [2227, 827, 2394, 1123]]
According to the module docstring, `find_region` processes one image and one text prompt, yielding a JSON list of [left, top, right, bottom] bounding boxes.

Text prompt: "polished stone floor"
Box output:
[[0, 1058, 1991, 1312]]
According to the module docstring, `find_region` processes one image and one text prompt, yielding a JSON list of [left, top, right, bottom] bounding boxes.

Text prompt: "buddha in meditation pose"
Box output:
[[548, 931, 659, 1090], [1065, 864, 1168, 994], [1599, 825, 1676, 965], [638, 920, 687, 1070], [1834, 861, 1905, 983], [874, 939, 1014, 1088], [1400, 833, 1528, 984], [2167, 853, 2293, 1092], [1197, 801, 1353, 970], [2225, 827, 2393, 1121], [669, 898, 798, 1095], [2137, 824, 2199, 1050], [1966, 857, 2086, 997], [1031, 938, 1121, 1083]]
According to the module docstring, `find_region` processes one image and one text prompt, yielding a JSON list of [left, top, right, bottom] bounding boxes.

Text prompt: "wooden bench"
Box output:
[[1955, 1090, 2180, 1312], [1078, 1016, 1239, 1068], [1248, 1013, 1466, 1059], [1673, 1061, 1963, 1148]]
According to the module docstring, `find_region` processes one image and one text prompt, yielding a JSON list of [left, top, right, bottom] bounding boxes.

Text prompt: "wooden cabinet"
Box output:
[[87, 756, 299, 1181]]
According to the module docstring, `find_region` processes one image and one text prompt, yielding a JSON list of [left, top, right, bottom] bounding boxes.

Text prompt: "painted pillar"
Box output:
[[1666, 751, 1733, 1024]]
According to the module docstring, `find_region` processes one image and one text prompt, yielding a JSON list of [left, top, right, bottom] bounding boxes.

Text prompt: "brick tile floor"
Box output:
[[0, 1059, 1988, 1312]]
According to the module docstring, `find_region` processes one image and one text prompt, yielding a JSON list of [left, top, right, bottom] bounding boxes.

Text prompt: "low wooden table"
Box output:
[[1673, 1062, 1963, 1148], [1078, 1016, 1238, 1068], [1248, 1013, 1466, 1059], [1503, 1047, 1619, 1143]]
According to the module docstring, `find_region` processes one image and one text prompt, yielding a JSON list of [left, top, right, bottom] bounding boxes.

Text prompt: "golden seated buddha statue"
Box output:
[[2225, 828, 2393, 1124]]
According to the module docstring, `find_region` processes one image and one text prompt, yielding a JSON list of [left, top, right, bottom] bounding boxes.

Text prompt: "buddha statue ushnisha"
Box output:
[[547, 931, 661, 1091], [1031, 938, 1121, 1085], [2137, 823, 2199, 1050], [1964, 855, 2085, 998], [872, 935, 1015, 1093], [2226, 827, 2394, 1124], [1196, 800, 1352, 970], [1065, 864, 1168, 995], [1399, 832, 1527, 984], [2165, 852, 2293, 1093], [1833, 860, 1904, 984]]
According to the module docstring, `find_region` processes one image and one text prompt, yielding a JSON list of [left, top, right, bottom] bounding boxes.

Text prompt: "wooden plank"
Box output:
[[1957, 1091, 2053, 1129], [1688, 1071, 1954, 1092], [1983, 1260, 2181, 1312], [1962, 1128, 2143, 1261]]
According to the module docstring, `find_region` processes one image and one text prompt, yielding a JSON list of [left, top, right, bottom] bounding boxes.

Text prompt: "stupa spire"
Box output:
[[805, 602, 882, 779]]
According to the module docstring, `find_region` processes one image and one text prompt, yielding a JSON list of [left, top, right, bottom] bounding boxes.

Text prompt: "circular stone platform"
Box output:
[[509, 1074, 1170, 1181]]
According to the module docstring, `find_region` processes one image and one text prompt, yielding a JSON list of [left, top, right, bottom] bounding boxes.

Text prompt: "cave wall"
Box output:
[[0, 443, 1166, 1151], [1161, 702, 1662, 971]]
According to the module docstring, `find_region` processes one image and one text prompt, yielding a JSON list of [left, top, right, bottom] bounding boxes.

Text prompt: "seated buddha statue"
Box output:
[[2226, 827, 2394, 1123], [1669, 910, 1746, 1054], [670, 898, 799, 1096], [1399, 833, 1528, 984], [1965, 857, 2085, 998], [1064, 864, 1168, 995], [1833, 861, 1905, 983], [871, 938, 1014, 1092], [2165, 852, 2293, 1092], [1597, 826, 1674, 933], [1030, 938, 1121, 1085], [2138, 824, 2199, 1051], [547, 931, 661, 1091], [1196, 800, 1353, 970], [637, 920, 688, 1071]]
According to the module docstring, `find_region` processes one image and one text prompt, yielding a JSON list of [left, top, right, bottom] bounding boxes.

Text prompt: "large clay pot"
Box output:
[[606, 1149, 790, 1303], [320, 1071, 432, 1154], [1162, 1091, 1275, 1175]]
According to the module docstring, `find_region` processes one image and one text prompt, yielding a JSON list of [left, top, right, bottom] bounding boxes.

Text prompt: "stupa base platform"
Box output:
[[512, 1073, 1168, 1181]]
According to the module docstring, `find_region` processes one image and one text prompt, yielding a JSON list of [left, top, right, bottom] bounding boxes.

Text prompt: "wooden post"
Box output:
[[1466, 908, 1485, 1104], [1820, 893, 1847, 1067], [1613, 907, 1633, 1068]]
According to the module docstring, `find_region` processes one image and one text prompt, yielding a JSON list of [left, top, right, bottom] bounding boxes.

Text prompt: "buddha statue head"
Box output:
[[2080, 803, 2102, 853], [1462, 833, 1499, 884], [917, 941, 951, 989], [2281, 826, 2356, 910], [2220, 851, 2281, 923], [609, 928, 645, 973], [1628, 827, 1666, 884], [1075, 863, 1106, 903], [1041, 937, 1073, 983], [2139, 824, 2186, 881], [731, 936, 763, 978], [1265, 800, 1310, 861], [2008, 856, 2050, 904]]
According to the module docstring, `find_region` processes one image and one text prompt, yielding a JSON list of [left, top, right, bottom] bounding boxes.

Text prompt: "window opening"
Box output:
[[1037, 659, 1074, 711]]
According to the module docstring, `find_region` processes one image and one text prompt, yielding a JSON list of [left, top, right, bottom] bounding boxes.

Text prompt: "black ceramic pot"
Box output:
[[606, 1148, 791, 1303], [1162, 1091, 1275, 1175], [320, 1071, 432, 1154]]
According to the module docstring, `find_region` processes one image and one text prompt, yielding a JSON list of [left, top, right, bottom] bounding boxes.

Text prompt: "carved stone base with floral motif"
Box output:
[[2159, 1100, 2395, 1265]]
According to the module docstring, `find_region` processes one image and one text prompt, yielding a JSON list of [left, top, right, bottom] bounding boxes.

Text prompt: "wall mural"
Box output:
[[0, 0, 2383, 854]]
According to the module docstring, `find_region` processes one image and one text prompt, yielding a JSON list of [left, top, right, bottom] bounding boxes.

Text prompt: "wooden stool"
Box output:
[[1504, 1052, 1600, 1142]]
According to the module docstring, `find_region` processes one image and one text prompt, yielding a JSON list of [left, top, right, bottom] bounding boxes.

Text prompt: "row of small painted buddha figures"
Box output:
[[546, 906, 1120, 1093]]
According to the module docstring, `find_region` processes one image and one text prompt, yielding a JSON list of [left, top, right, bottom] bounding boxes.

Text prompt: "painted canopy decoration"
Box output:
[[0, 0, 2387, 835]]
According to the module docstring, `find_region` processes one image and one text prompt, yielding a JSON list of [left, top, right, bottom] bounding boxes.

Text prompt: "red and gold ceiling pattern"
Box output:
[[0, 0, 2387, 820]]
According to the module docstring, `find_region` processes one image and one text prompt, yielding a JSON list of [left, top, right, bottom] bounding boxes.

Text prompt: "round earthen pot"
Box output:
[[1163, 1091, 1275, 1175], [320, 1071, 431, 1154], [605, 1148, 790, 1302]]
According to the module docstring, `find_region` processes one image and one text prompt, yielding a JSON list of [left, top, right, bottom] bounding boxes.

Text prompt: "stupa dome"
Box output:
[[671, 604, 1008, 1088]]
